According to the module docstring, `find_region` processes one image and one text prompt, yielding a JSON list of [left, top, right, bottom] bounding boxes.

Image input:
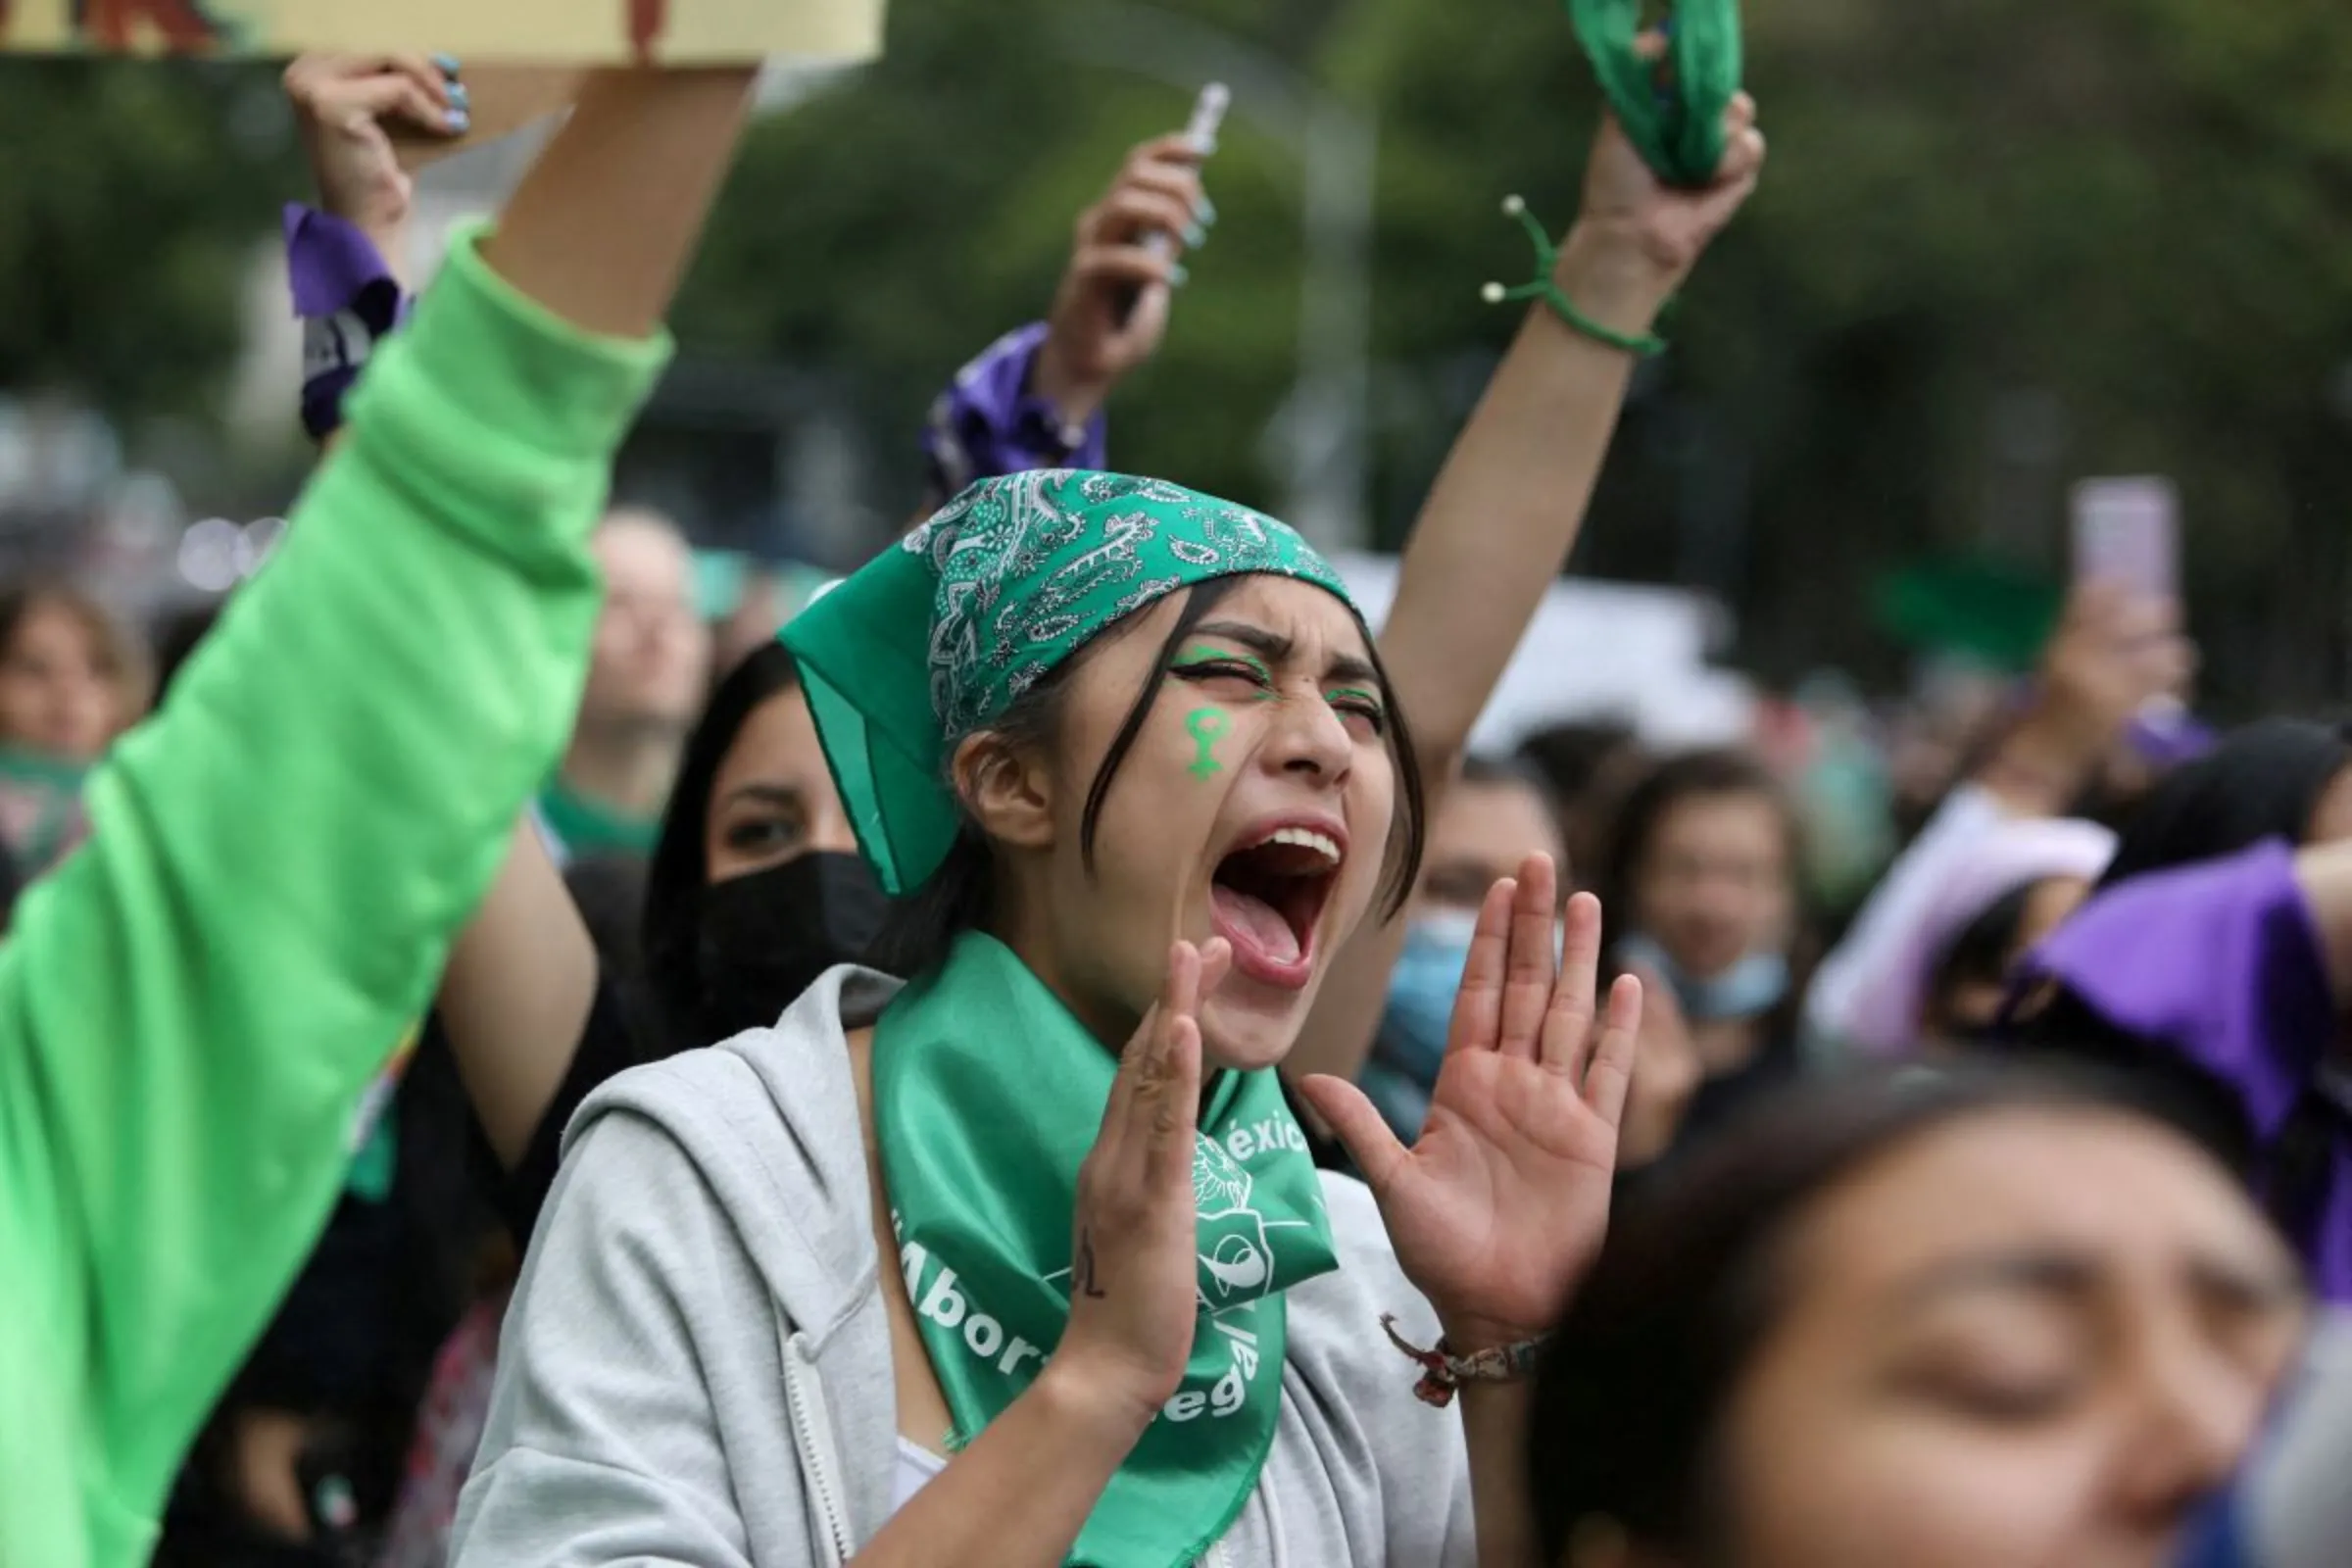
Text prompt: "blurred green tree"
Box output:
[[0, 58, 298, 425], [682, 0, 2352, 705], [676, 0, 1330, 518]]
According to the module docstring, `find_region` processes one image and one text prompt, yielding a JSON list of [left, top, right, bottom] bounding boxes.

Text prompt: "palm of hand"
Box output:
[[1379, 1042, 1623, 1339], [1302, 858, 1643, 1346]]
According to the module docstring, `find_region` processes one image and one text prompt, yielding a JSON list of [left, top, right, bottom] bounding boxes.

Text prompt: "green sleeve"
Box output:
[[0, 225, 670, 1567]]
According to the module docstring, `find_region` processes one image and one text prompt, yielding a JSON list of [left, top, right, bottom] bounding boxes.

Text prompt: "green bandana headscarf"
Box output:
[[878, 934, 1338, 1567], [787, 470, 1356, 1564], [782, 469, 1353, 896]]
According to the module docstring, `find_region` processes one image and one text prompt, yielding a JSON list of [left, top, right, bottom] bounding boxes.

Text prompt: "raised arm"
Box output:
[[0, 64, 755, 1562], [912, 131, 1206, 519], [1805, 582, 2190, 1052], [1284, 102, 1764, 1090], [284, 57, 715, 1171]]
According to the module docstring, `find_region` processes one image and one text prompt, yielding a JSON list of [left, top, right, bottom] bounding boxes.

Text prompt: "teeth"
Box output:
[[1257, 826, 1342, 866]]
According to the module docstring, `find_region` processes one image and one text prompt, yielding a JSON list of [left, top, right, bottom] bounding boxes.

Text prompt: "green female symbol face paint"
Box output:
[[1186, 709, 1232, 778]]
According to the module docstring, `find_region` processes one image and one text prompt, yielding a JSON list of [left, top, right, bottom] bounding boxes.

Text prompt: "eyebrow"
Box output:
[[1192, 618, 1381, 690], [1894, 1246, 2307, 1313]]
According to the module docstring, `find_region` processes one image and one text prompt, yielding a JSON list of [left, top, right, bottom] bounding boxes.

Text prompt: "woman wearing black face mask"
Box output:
[[372, 641, 884, 1568], [437, 639, 884, 1247]]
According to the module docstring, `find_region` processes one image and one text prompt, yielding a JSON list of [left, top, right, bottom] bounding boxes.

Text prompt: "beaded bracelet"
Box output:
[[1381, 1313, 1547, 1408], [1481, 195, 1667, 358]]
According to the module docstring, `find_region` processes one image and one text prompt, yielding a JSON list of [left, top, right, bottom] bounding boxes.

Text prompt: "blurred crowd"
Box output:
[[7, 39, 2352, 1568]]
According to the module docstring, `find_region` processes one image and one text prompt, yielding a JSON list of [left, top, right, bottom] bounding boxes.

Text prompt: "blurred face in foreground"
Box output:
[[1631, 788, 1792, 981], [0, 595, 130, 762], [1410, 772, 1565, 919], [582, 510, 710, 735], [1713, 1108, 2304, 1568]]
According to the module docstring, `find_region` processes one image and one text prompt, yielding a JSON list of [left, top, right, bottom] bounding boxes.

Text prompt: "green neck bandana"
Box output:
[[537, 777, 661, 858], [877, 932, 1338, 1566], [0, 746, 89, 872], [1568, 0, 1744, 187], [780, 469, 1352, 896]]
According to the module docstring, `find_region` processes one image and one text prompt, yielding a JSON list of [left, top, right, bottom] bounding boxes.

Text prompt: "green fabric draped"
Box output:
[[1567, 0, 1744, 187]]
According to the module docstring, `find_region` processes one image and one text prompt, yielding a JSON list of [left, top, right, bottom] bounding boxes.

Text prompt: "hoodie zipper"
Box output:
[[782, 1331, 858, 1565]]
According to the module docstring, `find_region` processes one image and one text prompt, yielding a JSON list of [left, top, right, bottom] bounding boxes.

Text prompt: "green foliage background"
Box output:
[[5, 1, 2350, 703]]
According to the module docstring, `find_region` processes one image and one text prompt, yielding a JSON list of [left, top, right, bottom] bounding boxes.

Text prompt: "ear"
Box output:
[[951, 729, 1058, 854]]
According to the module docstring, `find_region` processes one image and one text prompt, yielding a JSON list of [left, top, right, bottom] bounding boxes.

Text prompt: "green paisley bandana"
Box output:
[[877, 932, 1339, 1567], [780, 469, 1352, 895]]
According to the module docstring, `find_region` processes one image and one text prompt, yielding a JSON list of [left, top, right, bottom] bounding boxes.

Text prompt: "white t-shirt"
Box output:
[[891, 1437, 948, 1513]]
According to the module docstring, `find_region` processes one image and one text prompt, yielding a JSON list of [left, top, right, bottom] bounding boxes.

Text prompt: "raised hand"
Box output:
[[2039, 581, 2195, 752], [1030, 133, 1210, 429], [1301, 858, 1642, 1349], [1056, 938, 1234, 1427], [284, 54, 466, 248], [1575, 86, 1764, 282]]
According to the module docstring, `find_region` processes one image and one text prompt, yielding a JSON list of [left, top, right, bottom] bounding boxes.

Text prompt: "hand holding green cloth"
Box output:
[[1567, 0, 1744, 187], [878, 931, 1338, 1567], [780, 469, 1353, 897]]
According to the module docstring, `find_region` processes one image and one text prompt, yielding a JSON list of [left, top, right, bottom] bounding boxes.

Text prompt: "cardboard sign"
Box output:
[[0, 0, 884, 64]]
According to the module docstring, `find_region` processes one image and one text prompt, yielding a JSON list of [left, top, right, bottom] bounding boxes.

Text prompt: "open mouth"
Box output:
[[1209, 822, 1345, 990]]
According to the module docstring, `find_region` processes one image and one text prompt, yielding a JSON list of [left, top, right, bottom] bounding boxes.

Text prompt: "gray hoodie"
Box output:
[[451, 966, 1477, 1567]]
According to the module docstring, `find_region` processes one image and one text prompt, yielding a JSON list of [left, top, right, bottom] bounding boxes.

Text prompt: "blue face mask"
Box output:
[[1615, 932, 1789, 1023], [1376, 907, 1482, 1083]]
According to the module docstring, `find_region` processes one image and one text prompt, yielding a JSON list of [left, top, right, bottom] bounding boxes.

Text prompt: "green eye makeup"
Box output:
[[1173, 645, 1274, 684]]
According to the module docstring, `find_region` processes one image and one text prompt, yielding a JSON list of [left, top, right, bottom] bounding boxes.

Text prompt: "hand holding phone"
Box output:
[[1035, 89, 1227, 423], [2070, 476, 2179, 602], [1114, 83, 1228, 327], [2070, 476, 2194, 751]]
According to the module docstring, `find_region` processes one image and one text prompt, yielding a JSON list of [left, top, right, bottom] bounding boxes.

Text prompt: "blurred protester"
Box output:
[[0, 579, 150, 875], [1527, 1064, 2308, 1568], [2096, 719, 2352, 889], [0, 579, 148, 762], [1807, 582, 2188, 1054], [1, 57, 758, 1568], [2019, 825, 2352, 1303], [1354, 756, 1701, 1172], [1359, 756, 1567, 1142], [1595, 747, 1808, 1141], [1909, 816, 2117, 1043], [537, 506, 711, 860], [1784, 672, 1896, 919], [1885, 659, 2012, 843], [1515, 716, 1643, 888]]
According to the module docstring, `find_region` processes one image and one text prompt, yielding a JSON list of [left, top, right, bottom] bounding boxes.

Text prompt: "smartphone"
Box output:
[[2070, 476, 2180, 600], [1115, 82, 1230, 325]]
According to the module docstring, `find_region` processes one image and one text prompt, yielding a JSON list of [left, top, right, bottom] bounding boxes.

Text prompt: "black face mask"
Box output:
[[688, 851, 891, 1043]]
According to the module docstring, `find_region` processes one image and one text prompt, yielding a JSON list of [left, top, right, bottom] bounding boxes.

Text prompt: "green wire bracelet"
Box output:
[[1481, 194, 1668, 358]]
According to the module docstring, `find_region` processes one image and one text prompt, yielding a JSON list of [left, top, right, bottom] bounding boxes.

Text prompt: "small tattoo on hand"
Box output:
[[1074, 1228, 1108, 1298]]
